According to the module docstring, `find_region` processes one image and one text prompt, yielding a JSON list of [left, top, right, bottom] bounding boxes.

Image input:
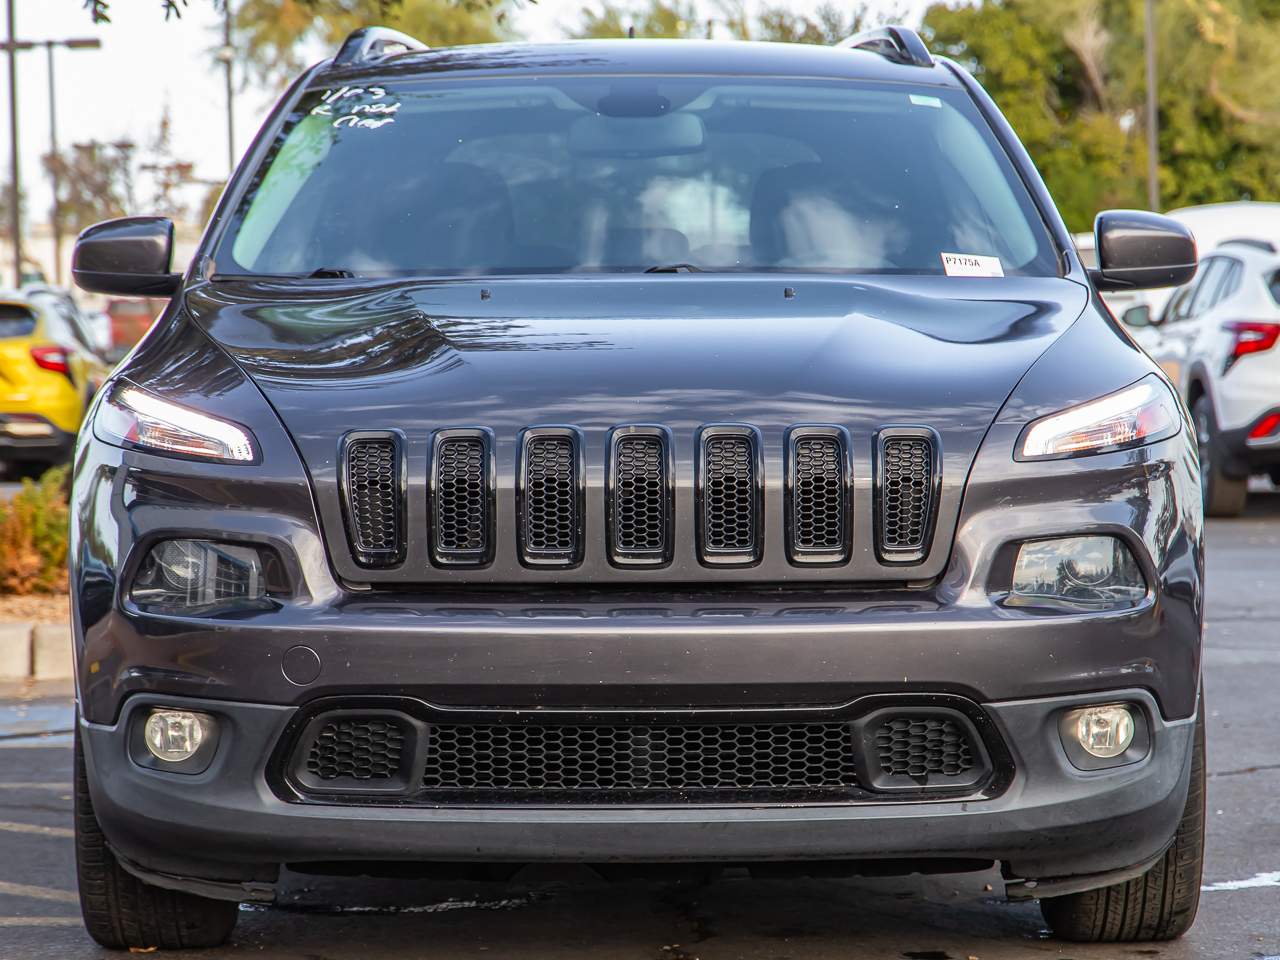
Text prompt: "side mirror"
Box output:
[[1120, 304, 1152, 328], [1092, 210, 1197, 292], [72, 217, 181, 297]]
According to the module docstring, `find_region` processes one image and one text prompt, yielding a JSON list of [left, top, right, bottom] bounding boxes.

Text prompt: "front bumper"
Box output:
[[0, 414, 75, 462], [82, 687, 1196, 899]]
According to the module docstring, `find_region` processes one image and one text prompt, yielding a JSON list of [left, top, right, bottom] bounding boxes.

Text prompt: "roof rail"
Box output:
[[334, 26, 429, 66], [836, 26, 934, 68], [1220, 237, 1277, 254]]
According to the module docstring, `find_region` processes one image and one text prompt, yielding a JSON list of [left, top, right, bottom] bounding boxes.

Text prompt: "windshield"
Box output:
[[214, 75, 1060, 279]]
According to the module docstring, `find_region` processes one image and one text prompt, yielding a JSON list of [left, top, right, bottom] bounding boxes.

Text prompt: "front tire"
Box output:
[[1193, 396, 1247, 517], [75, 722, 238, 950], [1040, 705, 1205, 942]]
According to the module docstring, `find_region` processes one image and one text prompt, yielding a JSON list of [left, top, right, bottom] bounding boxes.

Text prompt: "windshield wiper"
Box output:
[[643, 263, 704, 274], [308, 267, 358, 279]]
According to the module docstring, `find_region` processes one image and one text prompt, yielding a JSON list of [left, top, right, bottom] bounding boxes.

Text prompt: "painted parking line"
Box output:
[[0, 916, 81, 927], [0, 881, 78, 903], [0, 820, 73, 839], [1202, 870, 1280, 892], [0, 782, 70, 791]]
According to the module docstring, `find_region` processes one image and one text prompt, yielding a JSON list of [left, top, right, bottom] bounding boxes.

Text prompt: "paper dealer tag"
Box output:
[[941, 252, 1005, 277]]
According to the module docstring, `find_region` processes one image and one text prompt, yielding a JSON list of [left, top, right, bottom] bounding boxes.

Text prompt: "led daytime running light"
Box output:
[[101, 383, 256, 462], [1019, 376, 1179, 460]]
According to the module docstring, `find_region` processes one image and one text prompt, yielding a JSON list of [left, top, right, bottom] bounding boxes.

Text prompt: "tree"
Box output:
[[570, 0, 898, 42], [43, 141, 135, 234], [234, 0, 506, 85], [138, 106, 196, 221]]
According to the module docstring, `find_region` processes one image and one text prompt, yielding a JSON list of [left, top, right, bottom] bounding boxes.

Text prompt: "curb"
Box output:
[[0, 621, 73, 681]]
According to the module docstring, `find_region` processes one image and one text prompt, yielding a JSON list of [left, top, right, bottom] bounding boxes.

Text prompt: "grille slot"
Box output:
[[419, 720, 861, 802], [305, 718, 406, 782], [874, 716, 974, 780], [432, 432, 492, 565], [519, 431, 582, 565], [877, 433, 937, 562], [342, 435, 403, 566], [787, 429, 849, 564], [609, 429, 671, 565], [698, 428, 761, 565]]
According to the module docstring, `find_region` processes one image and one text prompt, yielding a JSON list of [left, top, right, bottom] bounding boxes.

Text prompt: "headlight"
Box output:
[[1005, 535, 1146, 611], [130, 539, 283, 614], [1017, 374, 1180, 460], [95, 380, 257, 462]]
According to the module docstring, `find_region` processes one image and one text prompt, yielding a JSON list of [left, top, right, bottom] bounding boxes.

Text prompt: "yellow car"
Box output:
[[0, 286, 111, 467]]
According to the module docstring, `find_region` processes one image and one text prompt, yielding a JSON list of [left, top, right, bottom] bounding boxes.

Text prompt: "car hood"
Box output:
[[185, 274, 1088, 584]]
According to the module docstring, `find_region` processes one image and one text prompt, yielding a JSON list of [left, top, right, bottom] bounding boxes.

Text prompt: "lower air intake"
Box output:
[[304, 717, 406, 782]]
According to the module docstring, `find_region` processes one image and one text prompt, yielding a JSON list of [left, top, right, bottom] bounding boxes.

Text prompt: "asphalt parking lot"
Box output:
[[1, 490, 1278, 959]]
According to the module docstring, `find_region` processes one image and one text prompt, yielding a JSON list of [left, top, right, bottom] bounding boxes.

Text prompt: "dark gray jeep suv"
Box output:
[[69, 26, 1204, 951]]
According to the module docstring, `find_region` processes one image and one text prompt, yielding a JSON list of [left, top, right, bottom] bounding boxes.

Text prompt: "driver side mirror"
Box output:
[[1092, 210, 1197, 292], [72, 217, 182, 297]]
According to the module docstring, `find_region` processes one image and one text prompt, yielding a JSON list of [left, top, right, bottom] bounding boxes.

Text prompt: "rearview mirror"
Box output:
[[72, 217, 182, 297], [1121, 304, 1152, 328], [569, 113, 705, 158], [1092, 210, 1197, 292]]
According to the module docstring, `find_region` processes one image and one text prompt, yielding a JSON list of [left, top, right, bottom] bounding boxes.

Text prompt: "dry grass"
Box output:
[[0, 466, 69, 596]]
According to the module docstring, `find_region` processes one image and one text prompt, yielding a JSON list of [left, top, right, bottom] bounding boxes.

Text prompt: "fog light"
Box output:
[[1071, 704, 1135, 759], [143, 710, 212, 763]]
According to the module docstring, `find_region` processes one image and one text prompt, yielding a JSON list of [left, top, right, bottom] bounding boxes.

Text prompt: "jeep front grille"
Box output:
[[519, 431, 582, 565], [698, 428, 761, 565], [342, 435, 403, 566], [609, 429, 671, 566], [877, 432, 937, 563], [787, 429, 850, 564], [432, 432, 492, 565]]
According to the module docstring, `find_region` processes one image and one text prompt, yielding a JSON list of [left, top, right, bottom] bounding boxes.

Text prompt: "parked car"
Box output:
[[69, 28, 1204, 951], [0, 286, 109, 469], [1140, 239, 1280, 514]]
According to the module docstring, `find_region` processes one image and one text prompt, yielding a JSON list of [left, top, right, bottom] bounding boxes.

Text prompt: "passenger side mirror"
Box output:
[[1121, 304, 1153, 329], [72, 217, 182, 297], [1092, 210, 1197, 292]]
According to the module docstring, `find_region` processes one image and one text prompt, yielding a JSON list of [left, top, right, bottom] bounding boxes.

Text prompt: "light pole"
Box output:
[[1, 28, 101, 288], [1144, 0, 1159, 211], [42, 38, 100, 285], [215, 1, 235, 176]]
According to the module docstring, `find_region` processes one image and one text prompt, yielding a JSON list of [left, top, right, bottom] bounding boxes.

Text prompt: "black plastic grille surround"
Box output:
[[874, 716, 974, 780], [610, 433, 669, 563], [699, 429, 760, 564], [342, 436, 402, 566], [520, 433, 581, 564], [285, 703, 997, 805], [305, 718, 405, 781], [788, 431, 849, 563], [878, 434, 936, 561], [432, 434, 490, 564]]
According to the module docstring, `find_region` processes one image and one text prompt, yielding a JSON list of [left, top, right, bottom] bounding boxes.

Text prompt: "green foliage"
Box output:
[[571, 0, 898, 42], [923, 0, 1280, 229], [0, 466, 70, 596]]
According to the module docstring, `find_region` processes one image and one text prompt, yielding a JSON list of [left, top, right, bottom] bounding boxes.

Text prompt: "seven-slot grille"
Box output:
[[698, 429, 761, 565], [609, 430, 671, 565], [432, 433, 491, 565], [342, 436, 403, 566], [519, 431, 582, 565], [340, 425, 942, 569], [787, 430, 849, 564], [877, 433, 937, 562]]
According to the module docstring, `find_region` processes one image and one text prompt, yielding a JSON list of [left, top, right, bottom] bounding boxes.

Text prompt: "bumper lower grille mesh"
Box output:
[[343, 437, 402, 566], [305, 718, 405, 781], [433, 436, 489, 564], [419, 720, 860, 800], [874, 716, 974, 779], [879, 435, 935, 560]]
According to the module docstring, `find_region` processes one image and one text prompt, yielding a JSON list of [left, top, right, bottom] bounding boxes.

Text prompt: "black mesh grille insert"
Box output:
[[305, 718, 405, 781], [700, 432, 759, 562], [790, 434, 847, 561], [344, 437, 401, 565], [434, 436, 489, 563], [879, 436, 934, 557], [612, 434, 668, 561], [521, 434, 580, 563], [874, 716, 974, 780], [419, 721, 860, 801]]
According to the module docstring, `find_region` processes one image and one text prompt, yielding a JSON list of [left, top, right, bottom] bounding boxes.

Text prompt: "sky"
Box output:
[[0, 0, 930, 227]]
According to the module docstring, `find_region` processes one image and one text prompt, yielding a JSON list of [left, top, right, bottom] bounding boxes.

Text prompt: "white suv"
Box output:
[[1142, 239, 1280, 515]]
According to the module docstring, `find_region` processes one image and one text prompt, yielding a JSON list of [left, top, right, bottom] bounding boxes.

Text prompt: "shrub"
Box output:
[[0, 466, 70, 595]]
